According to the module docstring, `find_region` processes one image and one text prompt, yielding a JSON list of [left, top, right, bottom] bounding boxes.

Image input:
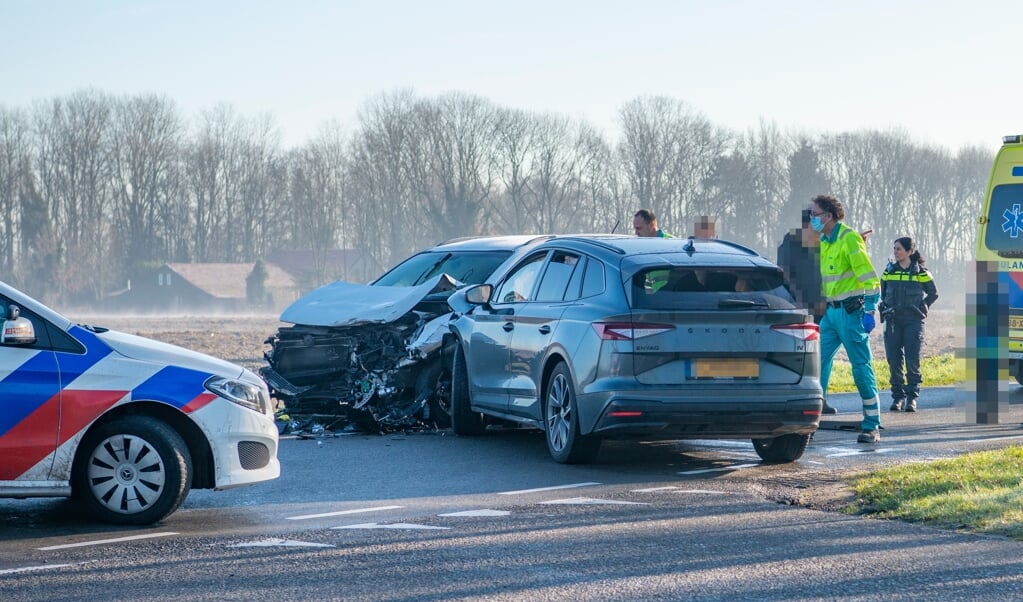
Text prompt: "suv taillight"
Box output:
[[592, 322, 676, 340], [771, 323, 820, 341]]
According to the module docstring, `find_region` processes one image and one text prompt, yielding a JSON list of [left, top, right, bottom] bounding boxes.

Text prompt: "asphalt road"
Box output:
[[3, 386, 1023, 601]]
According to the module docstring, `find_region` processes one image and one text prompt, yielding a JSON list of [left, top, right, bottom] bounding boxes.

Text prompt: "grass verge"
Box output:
[[845, 446, 1023, 540], [827, 353, 961, 393]]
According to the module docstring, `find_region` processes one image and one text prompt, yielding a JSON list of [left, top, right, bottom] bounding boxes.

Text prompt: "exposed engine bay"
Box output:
[[259, 275, 460, 434]]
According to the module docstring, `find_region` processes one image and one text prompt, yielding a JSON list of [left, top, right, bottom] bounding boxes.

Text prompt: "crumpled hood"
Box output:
[[280, 273, 462, 327], [96, 329, 245, 380]]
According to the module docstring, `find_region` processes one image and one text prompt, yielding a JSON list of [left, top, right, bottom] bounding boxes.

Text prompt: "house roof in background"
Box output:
[[165, 263, 295, 299], [266, 248, 377, 282]]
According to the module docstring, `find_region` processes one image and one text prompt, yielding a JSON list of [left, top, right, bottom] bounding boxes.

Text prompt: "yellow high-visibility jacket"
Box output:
[[820, 222, 880, 307]]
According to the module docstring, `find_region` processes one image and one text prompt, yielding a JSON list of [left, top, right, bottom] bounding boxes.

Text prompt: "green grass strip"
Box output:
[[845, 446, 1023, 539]]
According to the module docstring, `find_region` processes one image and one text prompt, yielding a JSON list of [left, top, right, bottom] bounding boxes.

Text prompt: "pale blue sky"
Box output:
[[2, 1, 1017, 151]]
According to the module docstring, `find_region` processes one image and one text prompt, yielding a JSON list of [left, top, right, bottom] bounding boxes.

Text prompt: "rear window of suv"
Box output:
[[631, 267, 796, 310]]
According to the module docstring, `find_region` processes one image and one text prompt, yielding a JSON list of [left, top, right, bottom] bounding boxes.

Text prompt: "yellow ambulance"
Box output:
[[976, 134, 1023, 382]]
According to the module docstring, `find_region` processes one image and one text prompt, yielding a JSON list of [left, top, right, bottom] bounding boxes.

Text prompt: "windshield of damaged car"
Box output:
[[373, 251, 514, 287], [630, 266, 796, 310]]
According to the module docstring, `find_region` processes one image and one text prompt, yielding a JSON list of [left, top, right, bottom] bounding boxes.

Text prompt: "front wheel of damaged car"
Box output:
[[417, 360, 452, 429], [72, 416, 192, 525], [752, 433, 811, 463], [451, 344, 485, 435], [544, 362, 601, 464]]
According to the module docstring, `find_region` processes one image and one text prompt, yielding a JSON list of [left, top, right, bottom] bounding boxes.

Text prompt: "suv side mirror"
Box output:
[[2, 304, 37, 346], [465, 284, 492, 305]]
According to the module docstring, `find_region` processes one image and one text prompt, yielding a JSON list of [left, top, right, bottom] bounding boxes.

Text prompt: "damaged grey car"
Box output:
[[259, 235, 550, 433]]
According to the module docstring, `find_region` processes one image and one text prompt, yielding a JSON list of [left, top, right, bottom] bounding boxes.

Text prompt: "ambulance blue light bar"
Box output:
[[1004, 135, 1021, 144]]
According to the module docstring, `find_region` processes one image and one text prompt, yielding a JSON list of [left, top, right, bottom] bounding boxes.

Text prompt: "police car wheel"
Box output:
[[73, 416, 192, 525]]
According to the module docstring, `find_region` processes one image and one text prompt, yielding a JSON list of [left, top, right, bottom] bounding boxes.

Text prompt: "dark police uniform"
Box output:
[[879, 260, 939, 411]]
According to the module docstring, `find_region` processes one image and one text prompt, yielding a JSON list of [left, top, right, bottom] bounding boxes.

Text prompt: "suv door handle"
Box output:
[[538, 325, 551, 334], [503, 321, 514, 332]]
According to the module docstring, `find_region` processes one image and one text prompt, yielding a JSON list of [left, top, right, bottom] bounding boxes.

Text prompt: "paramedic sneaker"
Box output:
[[857, 429, 880, 444], [889, 399, 904, 412]]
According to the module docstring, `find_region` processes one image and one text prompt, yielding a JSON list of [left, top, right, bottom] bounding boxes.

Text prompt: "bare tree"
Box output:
[[233, 113, 285, 261], [347, 90, 421, 271], [737, 120, 793, 249], [33, 89, 115, 301], [109, 94, 184, 292], [286, 121, 352, 285], [491, 107, 536, 234], [618, 97, 730, 235], [0, 106, 31, 280], [410, 93, 499, 241]]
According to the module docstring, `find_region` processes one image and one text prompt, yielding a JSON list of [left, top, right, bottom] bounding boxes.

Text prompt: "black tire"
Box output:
[[752, 433, 811, 463], [544, 362, 601, 464], [416, 359, 452, 429], [450, 344, 485, 435], [72, 416, 192, 525]]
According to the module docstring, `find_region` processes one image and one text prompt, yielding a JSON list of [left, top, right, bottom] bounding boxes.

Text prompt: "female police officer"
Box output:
[[880, 237, 939, 412]]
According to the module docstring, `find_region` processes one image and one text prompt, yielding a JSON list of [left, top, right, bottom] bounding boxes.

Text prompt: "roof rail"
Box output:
[[687, 236, 761, 254], [553, 236, 627, 255]]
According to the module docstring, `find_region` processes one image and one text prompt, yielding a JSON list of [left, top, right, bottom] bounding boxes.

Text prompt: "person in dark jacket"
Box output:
[[777, 209, 826, 323], [880, 236, 939, 412], [777, 209, 834, 413]]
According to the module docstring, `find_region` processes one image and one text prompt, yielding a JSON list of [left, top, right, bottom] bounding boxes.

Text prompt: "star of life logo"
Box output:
[[1003, 203, 1023, 238]]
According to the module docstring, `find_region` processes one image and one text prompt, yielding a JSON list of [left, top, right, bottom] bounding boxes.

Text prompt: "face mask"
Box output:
[[810, 215, 825, 232]]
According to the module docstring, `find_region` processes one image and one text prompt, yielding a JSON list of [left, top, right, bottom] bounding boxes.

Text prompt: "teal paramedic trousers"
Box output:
[[820, 305, 880, 431]]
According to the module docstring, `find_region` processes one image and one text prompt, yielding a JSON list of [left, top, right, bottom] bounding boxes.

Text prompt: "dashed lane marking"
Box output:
[[37, 532, 178, 551], [540, 497, 648, 505], [229, 539, 334, 548], [0, 562, 92, 574], [286, 505, 404, 520], [822, 447, 903, 458], [498, 482, 601, 495], [632, 486, 727, 494], [439, 509, 511, 517], [677, 463, 759, 475], [332, 523, 450, 530], [963, 434, 1023, 444]]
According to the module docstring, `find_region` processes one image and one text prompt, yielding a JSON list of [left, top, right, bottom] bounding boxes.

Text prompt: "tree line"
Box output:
[[0, 88, 990, 307]]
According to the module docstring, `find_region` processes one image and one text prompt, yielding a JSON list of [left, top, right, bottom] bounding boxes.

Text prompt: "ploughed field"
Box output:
[[72, 309, 965, 374]]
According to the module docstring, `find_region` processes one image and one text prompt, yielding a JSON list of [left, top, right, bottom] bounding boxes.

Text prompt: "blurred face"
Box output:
[[694, 219, 715, 238], [633, 215, 656, 237]]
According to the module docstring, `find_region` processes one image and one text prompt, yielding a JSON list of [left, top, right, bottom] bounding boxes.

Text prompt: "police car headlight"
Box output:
[[205, 376, 270, 414]]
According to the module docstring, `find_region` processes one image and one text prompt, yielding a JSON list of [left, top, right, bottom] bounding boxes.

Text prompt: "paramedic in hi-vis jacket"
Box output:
[[809, 194, 883, 444]]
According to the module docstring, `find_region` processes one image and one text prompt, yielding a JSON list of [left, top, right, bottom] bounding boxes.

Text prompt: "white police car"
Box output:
[[0, 281, 280, 524]]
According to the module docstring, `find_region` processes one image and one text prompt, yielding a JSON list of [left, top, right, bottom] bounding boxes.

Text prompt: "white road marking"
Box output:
[[631, 486, 727, 494], [286, 505, 404, 520], [677, 463, 759, 475], [964, 434, 1023, 444], [229, 538, 334, 548], [540, 497, 648, 505], [824, 448, 902, 458], [37, 532, 178, 551], [686, 439, 755, 449], [0, 562, 91, 574], [332, 522, 450, 530], [497, 482, 601, 495], [439, 509, 511, 517]]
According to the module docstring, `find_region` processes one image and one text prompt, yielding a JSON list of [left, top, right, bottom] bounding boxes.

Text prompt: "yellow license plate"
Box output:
[[693, 358, 759, 379], [1010, 316, 1023, 330]]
